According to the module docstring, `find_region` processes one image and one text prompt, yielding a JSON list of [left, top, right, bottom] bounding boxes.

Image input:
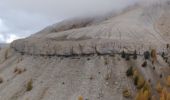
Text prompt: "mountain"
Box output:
[[0, 1, 170, 100]]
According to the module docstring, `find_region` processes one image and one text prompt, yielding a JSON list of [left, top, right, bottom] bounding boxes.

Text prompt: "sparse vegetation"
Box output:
[[78, 96, 83, 100], [87, 58, 90, 61], [122, 88, 131, 98], [127, 68, 145, 89], [104, 57, 108, 65], [135, 83, 151, 100], [160, 87, 168, 100], [134, 76, 139, 86], [26, 79, 33, 91], [136, 76, 145, 89], [133, 50, 137, 60], [14, 67, 26, 74], [133, 69, 138, 78], [144, 51, 150, 60], [125, 54, 130, 61], [105, 73, 111, 81], [161, 52, 165, 59], [4, 49, 8, 60], [62, 82, 65, 85], [160, 74, 163, 78], [151, 49, 157, 64], [166, 76, 170, 87], [165, 58, 168, 63], [148, 79, 151, 83], [89, 76, 94, 80], [0, 77, 3, 84], [142, 61, 147, 67], [126, 67, 133, 77], [121, 51, 126, 58], [156, 82, 162, 93], [167, 44, 170, 49]]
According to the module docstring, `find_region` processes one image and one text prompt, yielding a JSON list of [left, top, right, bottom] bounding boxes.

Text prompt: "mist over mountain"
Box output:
[[0, 0, 170, 100], [0, 0, 150, 43]]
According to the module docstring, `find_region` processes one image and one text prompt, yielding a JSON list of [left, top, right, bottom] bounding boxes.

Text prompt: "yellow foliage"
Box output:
[[142, 83, 150, 92], [122, 88, 131, 98], [135, 90, 143, 100], [151, 49, 157, 63], [166, 76, 170, 87], [135, 88, 151, 100], [159, 87, 170, 100], [143, 90, 149, 100], [160, 96, 166, 100], [167, 93, 170, 100], [160, 92, 166, 100], [133, 69, 139, 79], [156, 82, 163, 93], [162, 87, 168, 100], [78, 96, 83, 100], [135, 83, 151, 100], [136, 76, 145, 89]]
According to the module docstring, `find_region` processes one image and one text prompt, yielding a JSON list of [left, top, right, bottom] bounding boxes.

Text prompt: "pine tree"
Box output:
[[133, 50, 137, 60], [144, 51, 150, 60], [121, 50, 126, 58]]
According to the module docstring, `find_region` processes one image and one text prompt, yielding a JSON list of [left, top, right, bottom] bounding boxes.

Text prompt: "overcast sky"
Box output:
[[0, 0, 158, 43]]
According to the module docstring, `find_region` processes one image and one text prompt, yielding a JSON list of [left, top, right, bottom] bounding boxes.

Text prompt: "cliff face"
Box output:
[[0, 1, 170, 100]]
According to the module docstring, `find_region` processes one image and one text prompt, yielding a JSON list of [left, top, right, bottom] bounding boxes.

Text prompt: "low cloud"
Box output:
[[0, 0, 163, 43]]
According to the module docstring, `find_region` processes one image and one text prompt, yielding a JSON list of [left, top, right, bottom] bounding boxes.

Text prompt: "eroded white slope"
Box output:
[[0, 1, 170, 100], [11, 3, 170, 56]]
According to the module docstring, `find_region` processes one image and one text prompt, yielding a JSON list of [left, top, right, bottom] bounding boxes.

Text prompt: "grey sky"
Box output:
[[0, 0, 144, 43]]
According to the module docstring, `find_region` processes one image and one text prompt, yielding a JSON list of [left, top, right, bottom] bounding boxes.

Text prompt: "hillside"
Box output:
[[0, 1, 170, 100]]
